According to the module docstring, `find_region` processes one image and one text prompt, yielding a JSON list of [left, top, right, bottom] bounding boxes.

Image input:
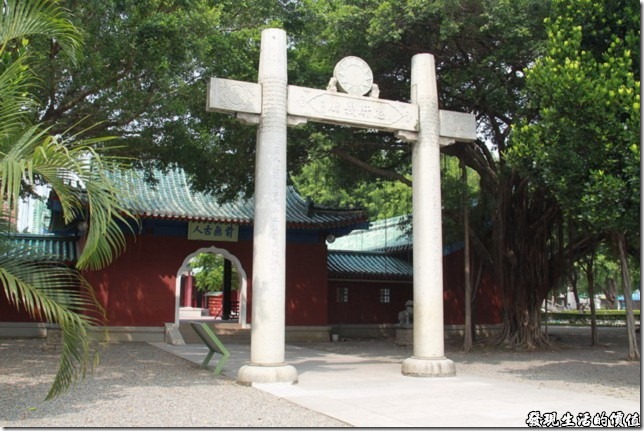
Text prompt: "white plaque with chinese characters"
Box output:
[[188, 222, 239, 242], [288, 85, 418, 133]]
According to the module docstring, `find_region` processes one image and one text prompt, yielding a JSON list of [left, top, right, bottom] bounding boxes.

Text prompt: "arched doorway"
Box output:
[[174, 246, 248, 328]]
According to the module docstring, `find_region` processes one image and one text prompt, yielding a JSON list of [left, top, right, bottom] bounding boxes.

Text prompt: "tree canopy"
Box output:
[[511, 0, 640, 238], [29, 0, 297, 199]]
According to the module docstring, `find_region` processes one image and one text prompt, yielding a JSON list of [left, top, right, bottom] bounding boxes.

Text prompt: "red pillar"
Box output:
[[183, 275, 194, 308]]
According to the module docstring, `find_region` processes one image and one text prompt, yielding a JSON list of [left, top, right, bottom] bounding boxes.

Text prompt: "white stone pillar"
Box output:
[[402, 53, 455, 377], [237, 28, 298, 385]]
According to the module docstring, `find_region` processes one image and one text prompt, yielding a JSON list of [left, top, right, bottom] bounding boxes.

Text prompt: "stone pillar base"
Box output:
[[237, 363, 298, 385], [402, 356, 456, 377]]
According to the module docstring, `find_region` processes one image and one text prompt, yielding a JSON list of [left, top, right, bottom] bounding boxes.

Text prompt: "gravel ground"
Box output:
[[0, 326, 640, 427], [0, 339, 348, 427]]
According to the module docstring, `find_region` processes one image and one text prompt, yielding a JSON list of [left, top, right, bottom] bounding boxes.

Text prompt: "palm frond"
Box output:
[[0, 0, 136, 401], [0, 125, 51, 210], [0, 53, 37, 141], [0, 247, 104, 400], [27, 135, 139, 270], [0, 0, 82, 62]]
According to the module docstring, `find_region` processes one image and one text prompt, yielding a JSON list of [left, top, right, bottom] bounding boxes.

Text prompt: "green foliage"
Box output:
[[510, 0, 640, 236], [288, 0, 549, 242], [31, 0, 638, 350], [189, 253, 239, 292], [545, 310, 641, 326], [291, 154, 412, 220], [572, 247, 641, 296], [440, 155, 482, 245], [1, 0, 137, 399], [28, 0, 296, 201], [508, 0, 639, 353], [27, 0, 550, 208]]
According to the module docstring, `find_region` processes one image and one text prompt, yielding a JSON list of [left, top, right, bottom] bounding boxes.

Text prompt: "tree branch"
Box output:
[[329, 148, 412, 186]]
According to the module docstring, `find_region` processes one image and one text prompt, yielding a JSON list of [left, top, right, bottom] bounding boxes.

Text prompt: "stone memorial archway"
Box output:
[[207, 28, 476, 384]]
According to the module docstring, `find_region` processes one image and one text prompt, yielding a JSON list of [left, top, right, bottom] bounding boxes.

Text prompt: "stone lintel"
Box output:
[[439, 110, 477, 142], [207, 79, 476, 145], [237, 112, 260, 125], [287, 115, 308, 127], [288, 85, 418, 133], [440, 137, 456, 147], [395, 130, 418, 142], [207, 78, 262, 115]]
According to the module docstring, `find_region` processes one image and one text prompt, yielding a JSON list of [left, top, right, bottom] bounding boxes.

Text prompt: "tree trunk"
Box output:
[[462, 160, 473, 352], [450, 146, 568, 351], [498, 296, 546, 349], [570, 269, 581, 310], [615, 232, 639, 361], [583, 255, 598, 346], [604, 277, 617, 310], [495, 175, 556, 349], [472, 262, 483, 340], [568, 221, 581, 310]]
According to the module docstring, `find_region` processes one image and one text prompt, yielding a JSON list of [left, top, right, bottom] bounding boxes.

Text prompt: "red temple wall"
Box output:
[[82, 234, 253, 327], [328, 249, 503, 326], [1, 234, 502, 329], [328, 279, 413, 324], [80, 233, 329, 327]]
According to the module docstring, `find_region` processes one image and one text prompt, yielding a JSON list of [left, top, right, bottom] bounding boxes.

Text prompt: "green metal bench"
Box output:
[[190, 322, 231, 375]]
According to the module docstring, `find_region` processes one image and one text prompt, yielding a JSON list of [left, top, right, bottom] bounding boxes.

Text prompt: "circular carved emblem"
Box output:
[[223, 82, 250, 109], [333, 56, 373, 96]]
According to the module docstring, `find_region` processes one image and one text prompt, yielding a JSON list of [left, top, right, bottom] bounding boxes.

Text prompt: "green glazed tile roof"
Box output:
[[328, 250, 413, 280], [7, 234, 77, 263], [329, 215, 412, 252], [328, 215, 464, 256], [112, 168, 367, 229]]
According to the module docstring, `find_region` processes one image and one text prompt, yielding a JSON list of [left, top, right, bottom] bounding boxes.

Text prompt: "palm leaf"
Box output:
[[0, 53, 37, 141], [0, 0, 137, 401], [0, 243, 104, 400], [1, 0, 82, 62], [29, 134, 139, 270]]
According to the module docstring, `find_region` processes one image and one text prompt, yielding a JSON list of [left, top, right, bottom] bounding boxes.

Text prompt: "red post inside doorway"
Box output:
[[182, 274, 195, 308]]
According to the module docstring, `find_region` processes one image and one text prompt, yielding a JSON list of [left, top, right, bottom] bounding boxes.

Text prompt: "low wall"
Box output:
[[0, 322, 502, 344], [328, 323, 502, 341], [0, 323, 165, 343], [0, 322, 48, 338]]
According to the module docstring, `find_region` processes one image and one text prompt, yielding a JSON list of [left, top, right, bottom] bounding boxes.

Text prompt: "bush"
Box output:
[[544, 310, 641, 327]]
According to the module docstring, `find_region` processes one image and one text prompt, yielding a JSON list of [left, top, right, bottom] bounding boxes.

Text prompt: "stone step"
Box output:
[[178, 321, 250, 344], [179, 307, 209, 319]]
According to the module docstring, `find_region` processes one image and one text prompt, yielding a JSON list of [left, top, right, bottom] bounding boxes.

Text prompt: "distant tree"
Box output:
[[292, 153, 412, 220], [189, 253, 239, 293]]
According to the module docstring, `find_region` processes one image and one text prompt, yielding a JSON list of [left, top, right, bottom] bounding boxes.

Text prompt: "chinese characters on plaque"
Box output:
[[188, 221, 239, 242]]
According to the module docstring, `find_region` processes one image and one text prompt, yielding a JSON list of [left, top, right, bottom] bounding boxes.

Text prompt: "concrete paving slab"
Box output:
[[151, 341, 641, 427]]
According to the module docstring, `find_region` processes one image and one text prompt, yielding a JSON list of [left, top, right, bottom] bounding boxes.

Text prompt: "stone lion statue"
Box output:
[[398, 300, 413, 326]]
